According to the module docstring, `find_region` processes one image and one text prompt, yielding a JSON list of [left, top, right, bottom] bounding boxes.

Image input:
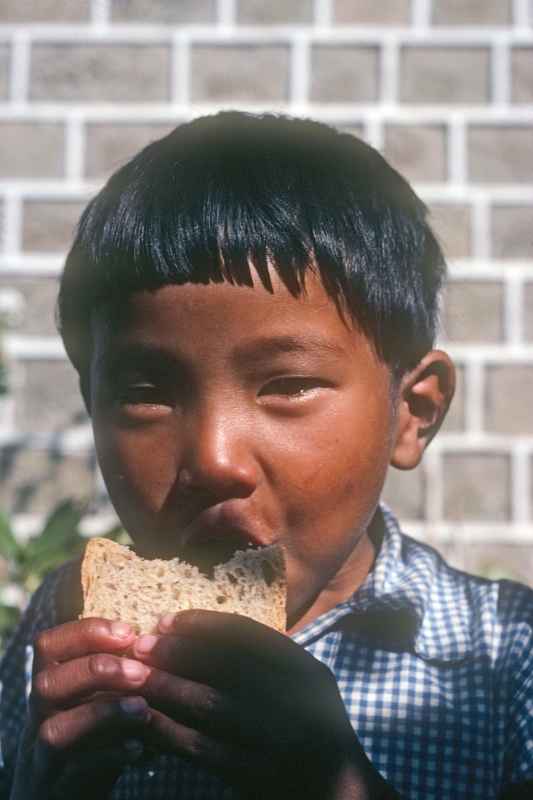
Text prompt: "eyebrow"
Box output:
[[96, 343, 180, 373], [96, 334, 348, 374], [233, 334, 349, 363]]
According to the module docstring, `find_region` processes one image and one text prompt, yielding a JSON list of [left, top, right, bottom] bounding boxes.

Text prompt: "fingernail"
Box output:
[[121, 659, 150, 682], [119, 697, 148, 717], [135, 635, 158, 655], [111, 622, 133, 639], [159, 614, 175, 632]]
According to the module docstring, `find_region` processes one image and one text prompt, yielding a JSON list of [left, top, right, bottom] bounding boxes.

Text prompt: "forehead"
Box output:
[[90, 268, 380, 371]]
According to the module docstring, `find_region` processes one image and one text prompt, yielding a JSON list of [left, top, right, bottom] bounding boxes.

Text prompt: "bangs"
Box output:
[[59, 112, 445, 376]]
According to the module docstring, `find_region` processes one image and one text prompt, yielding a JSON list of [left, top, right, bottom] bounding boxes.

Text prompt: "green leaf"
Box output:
[[25, 500, 84, 558], [0, 509, 21, 563], [22, 500, 86, 581]]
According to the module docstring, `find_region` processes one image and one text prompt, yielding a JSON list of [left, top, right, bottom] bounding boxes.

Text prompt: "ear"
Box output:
[[390, 350, 455, 470]]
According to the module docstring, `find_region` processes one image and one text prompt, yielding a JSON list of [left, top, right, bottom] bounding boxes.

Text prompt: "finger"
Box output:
[[35, 695, 151, 766], [135, 666, 238, 738], [32, 653, 151, 715], [145, 708, 250, 776], [145, 709, 295, 795], [157, 610, 313, 672], [33, 618, 136, 671]]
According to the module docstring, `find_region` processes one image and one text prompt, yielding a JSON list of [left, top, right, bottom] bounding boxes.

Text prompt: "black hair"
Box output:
[[58, 111, 445, 380]]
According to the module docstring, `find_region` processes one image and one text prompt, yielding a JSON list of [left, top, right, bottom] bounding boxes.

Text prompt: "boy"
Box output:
[[1, 111, 532, 799]]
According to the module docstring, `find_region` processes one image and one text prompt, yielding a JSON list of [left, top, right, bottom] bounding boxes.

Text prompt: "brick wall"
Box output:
[[0, 0, 532, 585]]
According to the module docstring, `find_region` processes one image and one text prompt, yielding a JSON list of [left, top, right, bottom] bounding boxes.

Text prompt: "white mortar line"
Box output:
[[505, 273, 524, 345], [380, 37, 399, 106], [436, 433, 533, 450], [91, 0, 110, 27], [449, 261, 533, 279], [447, 344, 533, 361], [513, 0, 531, 28], [0, 254, 64, 274], [217, 0, 236, 27], [464, 359, 484, 434], [171, 33, 191, 104], [314, 0, 332, 27], [290, 34, 310, 106], [471, 196, 491, 260], [447, 115, 466, 186], [9, 32, 30, 105], [2, 195, 22, 254], [511, 444, 531, 522], [491, 40, 511, 106], [2, 102, 533, 123], [366, 117, 383, 151], [4, 335, 66, 358], [1, 24, 531, 43], [65, 115, 85, 182], [424, 449, 443, 523], [411, 0, 431, 30]]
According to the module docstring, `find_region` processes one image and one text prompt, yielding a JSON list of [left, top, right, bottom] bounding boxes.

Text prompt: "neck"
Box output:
[[287, 530, 376, 635]]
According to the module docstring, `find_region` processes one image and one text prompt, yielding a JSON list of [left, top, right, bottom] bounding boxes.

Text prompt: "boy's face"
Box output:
[[88, 268, 400, 629]]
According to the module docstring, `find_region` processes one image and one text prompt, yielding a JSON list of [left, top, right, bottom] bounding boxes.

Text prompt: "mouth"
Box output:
[[179, 529, 262, 577]]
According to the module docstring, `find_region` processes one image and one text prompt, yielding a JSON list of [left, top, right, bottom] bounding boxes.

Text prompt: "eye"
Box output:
[[118, 382, 174, 407], [259, 377, 329, 398]]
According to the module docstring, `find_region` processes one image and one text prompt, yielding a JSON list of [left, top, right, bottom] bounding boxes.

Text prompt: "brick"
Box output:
[[112, 0, 215, 22], [400, 46, 490, 104], [85, 122, 176, 179], [382, 465, 426, 520], [0, 122, 64, 178], [30, 44, 170, 103], [428, 203, 472, 259], [442, 452, 510, 521], [14, 360, 87, 434], [441, 281, 504, 343], [512, 49, 533, 104], [461, 543, 533, 587], [191, 45, 290, 102], [0, 278, 59, 337], [524, 284, 533, 341], [0, 444, 96, 515], [333, 0, 411, 24], [310, 46, 379, 103], [383, 125, 447, 183], [468, 127, 533, 183], [441, 362, 465, 433], [237, 0, 313, 23], [0, 44, 9, 100], [432, 0, 511, 25], [491, 206, 533, 260], [22, 199, 86, 253], [0, 0, 90, 21], [485, 365, 533, 435]]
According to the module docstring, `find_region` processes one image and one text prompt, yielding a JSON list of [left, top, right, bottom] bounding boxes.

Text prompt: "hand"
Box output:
[[10, 618, 153, 800], [131, 610, 395, 799]]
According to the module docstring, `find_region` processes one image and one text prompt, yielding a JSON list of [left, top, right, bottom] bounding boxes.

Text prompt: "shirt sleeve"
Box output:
[[497, 580, 533, 789], [0, 568, 61, 799]]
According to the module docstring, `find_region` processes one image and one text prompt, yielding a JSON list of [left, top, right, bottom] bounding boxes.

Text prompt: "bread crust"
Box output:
[[80, 537, 286, 633]]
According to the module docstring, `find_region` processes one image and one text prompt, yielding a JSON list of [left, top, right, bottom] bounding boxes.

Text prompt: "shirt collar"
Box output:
[[293, 504, 473, 663]]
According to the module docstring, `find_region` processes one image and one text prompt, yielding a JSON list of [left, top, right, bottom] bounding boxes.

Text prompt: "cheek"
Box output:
[[280, 401, 393, 528], [93, 421, 179, 515]]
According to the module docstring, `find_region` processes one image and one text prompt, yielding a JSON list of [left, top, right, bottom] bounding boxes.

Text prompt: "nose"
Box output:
[[177, 399, 258, 503]]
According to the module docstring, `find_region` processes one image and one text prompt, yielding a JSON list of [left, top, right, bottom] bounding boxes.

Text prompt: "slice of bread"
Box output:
[[80, 537, 286, 633]]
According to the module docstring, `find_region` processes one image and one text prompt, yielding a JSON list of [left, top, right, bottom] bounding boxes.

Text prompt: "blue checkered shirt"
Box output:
[[1, 505, 533, 798]]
